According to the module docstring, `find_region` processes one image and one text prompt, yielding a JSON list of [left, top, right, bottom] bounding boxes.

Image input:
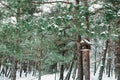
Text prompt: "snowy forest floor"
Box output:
[[0, 70, 117, 80]]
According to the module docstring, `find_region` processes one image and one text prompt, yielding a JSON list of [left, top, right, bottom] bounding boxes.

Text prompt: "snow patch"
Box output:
[[2, 16, 17, 25], [117, 10, 120, 16], [89, 4, 103, 13], [0, 1, 8, 8]]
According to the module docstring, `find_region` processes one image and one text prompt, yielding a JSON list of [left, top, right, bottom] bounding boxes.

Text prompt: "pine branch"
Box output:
[[1, 2, 17, 14]]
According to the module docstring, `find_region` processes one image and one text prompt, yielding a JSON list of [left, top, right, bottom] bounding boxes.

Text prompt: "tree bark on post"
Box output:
[[82, 49, 90, 80], [81, 38, 91, 80], [115, 37, 120, 80]]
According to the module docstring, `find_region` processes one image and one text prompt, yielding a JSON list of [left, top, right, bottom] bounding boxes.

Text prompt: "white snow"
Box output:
[[117, 10, 120, 16], [2, 16, 17, 25], [101, 31, 108, 35], [0, 1, 8, 8], [0, 71, 117, 80], [89, 4, 103, 13]]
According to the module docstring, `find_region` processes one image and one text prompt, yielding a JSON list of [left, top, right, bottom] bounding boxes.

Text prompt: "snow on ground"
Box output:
[[0, 71, 117, 80]]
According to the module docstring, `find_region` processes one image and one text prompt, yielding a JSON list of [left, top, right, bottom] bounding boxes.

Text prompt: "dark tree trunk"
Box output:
[[5, 65, 9, 77], [11, 58, 17, 80], [98, 40, 109, 80], [106, 44, 112, 77], [75, 0, 84, 80], [59, 51, 65, 80], [6, 67, 11, 77], [77, 35, 83, 80], [37, 51, 42, 80], [94, 43, 97, 75], [59, 64, 64, 80], [0, 67, 5, 75], [65, 58, 74, 80], [38, 62, 41, 80], [20, 66, 22, 77], [115, 37, 120, 80], [0, 60, 1, 69]]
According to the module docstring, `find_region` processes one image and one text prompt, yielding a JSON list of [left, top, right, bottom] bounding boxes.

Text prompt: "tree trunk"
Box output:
[[38, 61, 41, 80], [37, 50, 42, 80], [98, 40, 109, 80], [20, 65, 22, 77], [59, 50, 65, 80], [75, 0, 84, 80], [77, 35, 83, 80], [59, 64, 64, 80], [81, 37, 91, 80], [83, 0, 91, 79], [11, 58, 17, 80], [65, 58, 74, 80], [115, 37, 120, 80], [83, 49, 90, 80], [72, 62, 77, 80], [106, 42, 112, 77], [94, 43, 97, 75]]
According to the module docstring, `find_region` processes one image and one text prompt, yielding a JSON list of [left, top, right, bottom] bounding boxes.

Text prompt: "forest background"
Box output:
[[0, 0, 120, 80]]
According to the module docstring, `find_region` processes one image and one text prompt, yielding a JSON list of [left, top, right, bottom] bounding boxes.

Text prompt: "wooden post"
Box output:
[[82, 49, 90, 80], [81, 38, 91, 80]]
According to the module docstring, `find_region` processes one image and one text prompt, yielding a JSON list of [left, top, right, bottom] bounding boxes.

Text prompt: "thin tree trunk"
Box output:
[[0, 67, 4, 75], [59, 30, 67, 80], [11, 58, 17, 80], [77, 35, 83, 80], [20, 65, 22, 77], [37, 50, 42, 80], [65, 58, 74, 80], [38, 62, 41, 80], [94, 39, 97, 75], [55, 64, 57, 80], [6, 67, 11, 77], [98, 40, 109, 80], [106, 43, 112, 77], [59, 50, 65, 80], [94, 46, 97, 75], [59, 64, 64, 80], [72, 61, 77, 80]]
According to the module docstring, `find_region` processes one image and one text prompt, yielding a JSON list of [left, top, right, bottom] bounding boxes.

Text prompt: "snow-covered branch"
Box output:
[[32, 1, 72, 5]]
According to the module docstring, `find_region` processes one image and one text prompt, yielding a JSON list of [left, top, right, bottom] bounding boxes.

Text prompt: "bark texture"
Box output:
[[115, 37, 120, 80], [77, 35, 83, 80]]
